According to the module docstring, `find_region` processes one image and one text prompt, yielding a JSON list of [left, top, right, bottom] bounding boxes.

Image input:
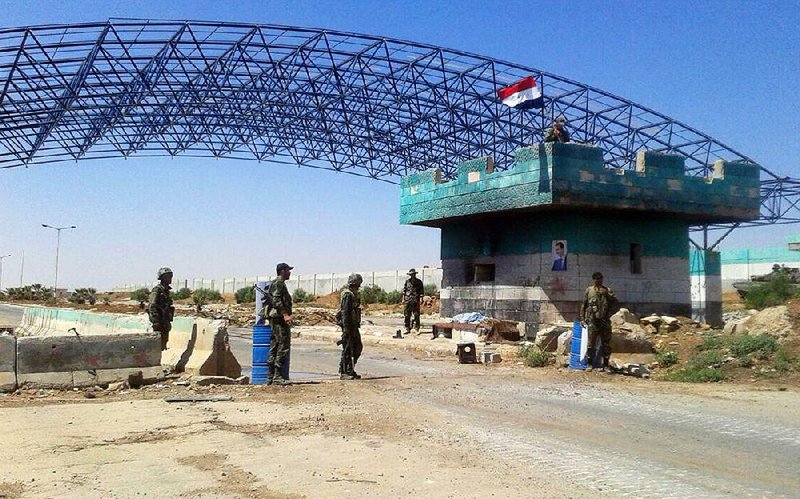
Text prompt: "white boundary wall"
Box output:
[[114, 267, 443, 295]]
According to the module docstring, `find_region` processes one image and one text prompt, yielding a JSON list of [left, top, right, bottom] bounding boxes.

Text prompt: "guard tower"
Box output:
[[400, 142, 760, 333]]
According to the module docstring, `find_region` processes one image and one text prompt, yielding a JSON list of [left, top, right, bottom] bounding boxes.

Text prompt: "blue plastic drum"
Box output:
[[252, 324, 272, 384]]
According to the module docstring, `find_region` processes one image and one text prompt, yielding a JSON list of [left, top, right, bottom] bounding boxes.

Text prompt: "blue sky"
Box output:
[[1, 0, 798, 290]]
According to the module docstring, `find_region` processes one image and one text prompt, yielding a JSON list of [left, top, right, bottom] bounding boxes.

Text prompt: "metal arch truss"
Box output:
[[0, 19, 798, 241]]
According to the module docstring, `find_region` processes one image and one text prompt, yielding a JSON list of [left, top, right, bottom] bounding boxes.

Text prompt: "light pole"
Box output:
[[42, 224, 76, 292], [0, 254, 10, 291]]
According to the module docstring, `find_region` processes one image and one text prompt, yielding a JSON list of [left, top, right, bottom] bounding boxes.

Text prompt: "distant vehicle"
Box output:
[[733, 264, 800, 298]]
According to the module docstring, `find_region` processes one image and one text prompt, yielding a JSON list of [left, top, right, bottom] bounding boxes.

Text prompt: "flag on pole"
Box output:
[[496, 76, 543, 110]]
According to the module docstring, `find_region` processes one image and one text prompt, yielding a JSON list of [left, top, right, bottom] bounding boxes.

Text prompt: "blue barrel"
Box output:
[[569, 320, 601, 370], [252, 324, 272, 384], [568, 320, 587, 370]]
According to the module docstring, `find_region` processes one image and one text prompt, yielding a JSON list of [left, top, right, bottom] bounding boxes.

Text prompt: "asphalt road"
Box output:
[[4, 304, 800, 497], [227, 328, 800, 498], [0, 303, 23, 327]]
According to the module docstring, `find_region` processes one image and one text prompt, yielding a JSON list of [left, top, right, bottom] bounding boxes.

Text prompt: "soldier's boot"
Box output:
[[265, 364, 275, 385], [602, 356, 611, 372], [340, 373, 355, 380], [272, 374, 289, 385], [585, 348, 595, 372], [405, 327, 411, 336]]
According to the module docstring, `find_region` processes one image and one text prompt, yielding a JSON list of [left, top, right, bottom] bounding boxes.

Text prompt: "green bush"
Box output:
[[359, 285, 388, 304], [729, 333, 777, 359], [173, 287, 192, 300], [235, 286, 256, 304], [744, 273, 800, 309], [68, 288, 97, 305], [386, 290, 403, 304], [192, 288, 223, 311], [519, 344, 555, 367], [665, 366, 726, 383], [739, 355, 754, 368], [292, 288, 314, 303], [130, 288, 150, 304], [697, 335, 723, 352], [6, 284, 55, 301], [773, 346, 795, 373], [688, 350, 724, 369], [655, 350, 679, 368], [423, 283, 438, 296]]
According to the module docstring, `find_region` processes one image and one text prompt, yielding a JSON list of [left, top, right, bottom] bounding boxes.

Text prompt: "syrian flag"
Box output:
[[497, 76, 543, 110]]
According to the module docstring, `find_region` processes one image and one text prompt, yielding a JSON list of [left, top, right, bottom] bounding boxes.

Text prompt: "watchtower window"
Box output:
[[630, 243, 643, 274], [474, 264, 495, 283]]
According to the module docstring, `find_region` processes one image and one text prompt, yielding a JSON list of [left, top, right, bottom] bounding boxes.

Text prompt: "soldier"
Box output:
[[267, 262, 293, 385], [580, 272, 619, 372], [148, 267, 175, 351], [402, 268, 424, 335], [544, 114, 571, 143], [339, 273, 363, 380]]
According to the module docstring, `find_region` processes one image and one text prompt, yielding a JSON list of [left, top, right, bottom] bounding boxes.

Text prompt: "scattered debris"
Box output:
[[164, 395, 234, 403]]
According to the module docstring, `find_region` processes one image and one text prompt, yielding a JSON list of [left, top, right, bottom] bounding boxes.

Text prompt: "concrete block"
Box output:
[[181, 320, 241, 378], [16, 333, 162, 389], [0, 334, 16, 392]]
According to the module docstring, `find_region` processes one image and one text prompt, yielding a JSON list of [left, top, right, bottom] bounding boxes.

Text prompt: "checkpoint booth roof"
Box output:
[[0, 19, 797, 240]]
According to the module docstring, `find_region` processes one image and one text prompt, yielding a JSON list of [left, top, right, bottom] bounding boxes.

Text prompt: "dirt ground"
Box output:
[[0, 374, 578, 499]]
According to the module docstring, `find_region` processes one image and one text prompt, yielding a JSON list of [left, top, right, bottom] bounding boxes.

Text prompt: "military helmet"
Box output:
[[157, 267, 174, 278], [555, 114, 567, 124], [347, 273, 363, 287]]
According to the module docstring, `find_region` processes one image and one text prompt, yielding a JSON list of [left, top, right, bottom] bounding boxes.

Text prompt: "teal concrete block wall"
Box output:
[[441, 211, 688, 260], [690, 249, 722, 276], [721, 246, 800, 265], [399, 143, 761, 226]]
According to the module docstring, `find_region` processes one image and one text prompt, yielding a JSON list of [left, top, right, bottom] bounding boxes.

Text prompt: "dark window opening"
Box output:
[[630, 243, 642, 274], [473, 264, 495, 283]]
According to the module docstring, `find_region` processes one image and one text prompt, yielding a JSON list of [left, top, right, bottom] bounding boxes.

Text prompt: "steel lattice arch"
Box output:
[[1, 19, 798, 241]]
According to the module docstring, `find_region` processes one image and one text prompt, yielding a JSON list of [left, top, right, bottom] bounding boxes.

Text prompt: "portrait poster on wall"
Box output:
[[552, 240, 567, 271]]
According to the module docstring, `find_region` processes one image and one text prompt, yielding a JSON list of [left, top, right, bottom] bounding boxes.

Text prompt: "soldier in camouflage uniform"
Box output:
[[339, 273, 363, 380], [267, 262, 293, 385], [148, 267, 175, 351], [580, 272, 619, 372], [402, 268, 424, 335], [544, 114, 571, 143]]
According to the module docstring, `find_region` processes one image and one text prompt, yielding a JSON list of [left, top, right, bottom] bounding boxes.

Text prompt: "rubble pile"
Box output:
[[723, 306, 794, 341], [293, 309, 338, 326]]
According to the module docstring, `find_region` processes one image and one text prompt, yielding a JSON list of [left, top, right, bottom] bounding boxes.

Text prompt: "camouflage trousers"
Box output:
[[339, 328, 363, 375], [152, 323, 171, 351], [267, 319, 291, 374], [587, 319, 612, 359], [403, 302, 421, 330]]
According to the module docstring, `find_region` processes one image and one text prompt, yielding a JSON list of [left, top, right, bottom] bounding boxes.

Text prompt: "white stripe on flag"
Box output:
[[501, 86, 542, 108]]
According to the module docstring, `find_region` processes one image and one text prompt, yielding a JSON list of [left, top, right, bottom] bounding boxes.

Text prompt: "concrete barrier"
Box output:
[[15, 306, 240, 380], [160, 316, 197, 372], [163, 317, 240, 378], [0, 334, 16, 392], [16, 333, 162, 388], [15, 306, 151, 337]]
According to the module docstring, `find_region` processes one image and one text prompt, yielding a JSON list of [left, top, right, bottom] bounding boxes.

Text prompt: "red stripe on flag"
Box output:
[[496, 76, 537, 100]]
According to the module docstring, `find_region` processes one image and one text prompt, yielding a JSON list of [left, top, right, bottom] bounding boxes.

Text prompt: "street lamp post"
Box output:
[[0, 254, 10, 291], [42, 224, 77, 292]]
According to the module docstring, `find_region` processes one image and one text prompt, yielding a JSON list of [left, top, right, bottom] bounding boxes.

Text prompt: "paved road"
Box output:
[[227, 328, 800, 498], [0, 303, 23, 329]]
